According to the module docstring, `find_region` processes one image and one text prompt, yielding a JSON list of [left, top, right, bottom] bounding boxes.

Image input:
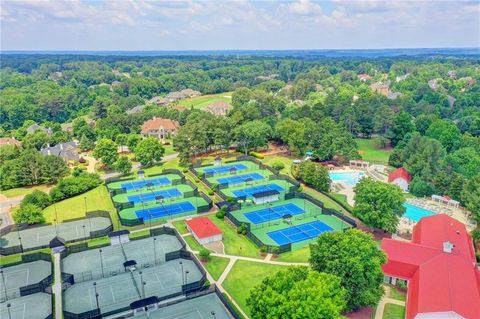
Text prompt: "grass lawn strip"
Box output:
[[355, 138, 392, 165], [183, 235, 206, 252], [172, 219, 189, 234], [0, 184, 53, 198], [382, 303, 406, 319], [261, 155, 295, 177], [200, 255, 230, 281], [107, 173, 183, 190], [386, 285, 407, 301], [274, 246, 310, 263], [178, 92, 232, 110]]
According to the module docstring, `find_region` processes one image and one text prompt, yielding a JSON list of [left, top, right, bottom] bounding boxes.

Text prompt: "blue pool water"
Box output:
[[403, 203, 437, 222], [329, 171, 365, 186]]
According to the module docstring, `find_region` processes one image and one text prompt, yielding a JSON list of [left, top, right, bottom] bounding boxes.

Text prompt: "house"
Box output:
[[126, 105, 145, 115], [381, 214, 480, 319], [388, 167, 412, 191], [141, 117, 180, 140], [186, 217, 222, 244], [26, 123, 52, 136], [459, 76, 476, 86], [180, 89, 201, 98], [370, 81, 390, 96], [165, 91, 187, 102], [40, 141, 79, 163], [395, 73, 409, 82], [357, 73, 371, 82], [147, 96, 169, 106], [0, 137, 21, 147], [205, 101, 232, 116], [428, 78, 440, 90], [447, 70, 457, 79]]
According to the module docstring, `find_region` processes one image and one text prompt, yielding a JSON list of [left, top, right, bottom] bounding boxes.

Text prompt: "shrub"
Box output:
[[237, 223, 247, 235], [72, 167, 85, 177], [79, 157, 87, 164], [21, 190, 51, 209], [197, 172, 205, 179], [249, 151, 264, 159], [195, 178, 200, 183], [199, 248, 211, 262], [215, 211, 225, 219], [50, 172, 102, 202], [207, 189, 215, 196], [14, 203, 45, 224], [271, 161, 285, 171], [260, 246, 267, 253], [271, 246, 280, 255], [182, 168, 189, 173], [297, 185, 304, 192], [471, 229, 480, 242]]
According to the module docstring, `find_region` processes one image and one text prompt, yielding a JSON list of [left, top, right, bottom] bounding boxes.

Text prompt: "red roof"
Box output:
[[186, 217, 222, 239], [388, 167, 412, 183], [381, 214, 480, 319]]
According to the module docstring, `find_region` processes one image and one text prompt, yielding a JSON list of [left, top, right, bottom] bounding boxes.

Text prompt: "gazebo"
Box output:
[[349, 160, 370, 169]]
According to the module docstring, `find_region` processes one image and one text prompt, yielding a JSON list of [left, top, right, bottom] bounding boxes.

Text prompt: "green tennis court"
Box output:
[[107, 174, 183, 191], [220, 178, 296, 198], [138, 293, 233, 319], [195, 161, 259, 176], [112, 184, 194, 204], [0, 293, 51, 319]]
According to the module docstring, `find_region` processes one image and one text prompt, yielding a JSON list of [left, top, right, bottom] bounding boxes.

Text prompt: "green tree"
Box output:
[[22, 130, 51, 150], [409, 177, 435, 197], [402, 133, 446, 181], [353, 178, 405, 232], [93, 138, 118, 168], [21, 190, 51, 209], [294, 161, 330, 192], [234, 120, 272, 155], [134, 137, 165, 166], [115, 156, 132, 174], [310, 229, 386, 311], [247, 267, 346, 319], [276, 118, 308, 154], [199, 248, 211, 262], [79, 134, 95, 151], [13, 203, 45, 224], [127, 134, 142, 150], [462, 174, 480, 222], [42, 155, 69, 184], [426, 119, 462, 152], [388, 111, 415, 147]]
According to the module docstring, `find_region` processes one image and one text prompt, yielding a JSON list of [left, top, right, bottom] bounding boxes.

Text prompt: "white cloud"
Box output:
[[283, 0, 322, 15]]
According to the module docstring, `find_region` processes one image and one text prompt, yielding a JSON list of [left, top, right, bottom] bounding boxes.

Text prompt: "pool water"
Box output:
[[329, 171, 365, 186], [403, 203, 437, 222]]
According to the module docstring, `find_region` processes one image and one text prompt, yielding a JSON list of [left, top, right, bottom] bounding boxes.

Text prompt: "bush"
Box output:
[[260, 246, 267, 253], [13, 203, 45, 224], [216, 211, 225, 219], [182, 168, 189, 173], [50, 172, 102, 202], [199, 248, 211, 261], [471, 229, 480, 242], [237, 223, 247, 235], [79, 157, 87, 164], [72, 167, 85, 177], [207, 189, 215, 196], [197, 172, 205, 179], [271, 161, 285, 171], [409, 177, 434, 197], [271, 247, 280, 255], [21, 190, 51, 209], [249, 151, 264, 159]]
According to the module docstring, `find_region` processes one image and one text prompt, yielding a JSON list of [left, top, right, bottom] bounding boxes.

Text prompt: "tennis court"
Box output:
[[140, 293, 233, 319], [1, 216, 112, 251], [244, 203, 304, 224], [127, 188, 182, 203], [0, 261, 51, 299], [0, 293, 51, 319], [203, 163, 248, 175], [232, 183, 284, 198], [121, 177, 171, 191], [135, 201, 196, 221], [62, 234, 183, 279], [217, 172, 265, 186], [268, 220, 333, 245], [63, 258, 202, 315]]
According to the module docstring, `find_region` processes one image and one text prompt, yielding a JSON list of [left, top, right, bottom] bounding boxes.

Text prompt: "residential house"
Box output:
[[126, 105, 145, 115], [459, 76, 476, 86], [26, 123, 53, 136], [381, 214, 480, 319], [388, 167, 412, 191], [428, 78, 440, 90], [205, 101, 232, 116], [447, 70, 457, 79], [141, 117, 180, 140], [0, 137, 21, 147], [40, 141, 79, 163], [180, 89, 201, 98], [147, 96, 169, 106], [357, 73, 371, 82], [370, 81, 390, 96]]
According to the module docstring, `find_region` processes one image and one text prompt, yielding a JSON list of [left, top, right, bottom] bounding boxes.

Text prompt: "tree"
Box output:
[[234, 120, 272, 155], [409, 177, 435, 197], [462, 173, 480, 222], [93, 138, 118, 168], [22, 130, 51, 150], [116, 133, 128, 152], [426, 119, 462, 152], [247, 267, 346, 319], [402, 133, 446, 181], [127, 134, 142, 150], [42, 155, 69, 184], [115, 156, 132, 174], [294, 161, 330, 192], [388, 111, 414, 147], [199, 248, 211, 262], [79, 134, 95, 151], [134, 137, 165, 166], [353, 178, 405, 232], [276, 118, 308, 154], [310, 229, 386, 311], [13, 203, 45, 224], [21, 190, 51, 209]]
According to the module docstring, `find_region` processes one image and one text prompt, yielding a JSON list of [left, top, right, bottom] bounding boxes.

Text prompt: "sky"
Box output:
[[1, 0, 479, 51]]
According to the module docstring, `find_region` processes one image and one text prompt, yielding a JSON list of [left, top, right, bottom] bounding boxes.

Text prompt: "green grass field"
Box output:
[[355, 138, 393, 165], [261, 155, 295, 177], [386, 285, 407, 302], [223, 260, 289, 315], [275, 246, 310, 262], [201, 255, 230, 281], [184, 235, 206, 252], [172, 219, 189, 234], [43, 185, 118, 226], [178, 92, 232, 110], [382, 303, 406, 319], [0, 184, 53, 198]]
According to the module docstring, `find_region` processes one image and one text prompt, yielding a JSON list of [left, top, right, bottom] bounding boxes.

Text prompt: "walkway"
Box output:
[[374, 286, 406, 319], [52, 252, 63, 319]]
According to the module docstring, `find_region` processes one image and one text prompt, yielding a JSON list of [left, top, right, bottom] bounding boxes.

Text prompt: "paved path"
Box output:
[[81, 154, 98, 173], [52, 252, 63, 319], [374, 286, 406, 319]]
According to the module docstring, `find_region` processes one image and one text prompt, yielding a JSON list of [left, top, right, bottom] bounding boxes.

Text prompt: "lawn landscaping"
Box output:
[[355, 137, 392, 165], [178, 92, 232, 110], [172, 219, 189, 234], [0, 184, 53, 198], [208, 216, 261, 259], [329, 193, 353, 210], [183, 234, 206, 252], [382, 303, 406, 319], [302, 186, 350, 213], [275, 246, 310, 263], [42, 185, 118, 228], [261, 154, 294, 177], [386, 285, 407, 302], [223, 260, 289, 315], [201, 255, 230, 281]]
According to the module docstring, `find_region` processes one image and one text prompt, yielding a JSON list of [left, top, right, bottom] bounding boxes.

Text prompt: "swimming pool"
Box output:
[[329, 171, 365, 186], [403, 203, 437, 222]]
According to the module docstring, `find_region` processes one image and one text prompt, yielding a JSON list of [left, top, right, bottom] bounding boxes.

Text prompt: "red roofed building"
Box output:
[[141, 117, 180, 140], [186, 217, 223, 245], [381, 214, 480, 319], [388, 167, 412, 192], [0, 137, 21, 147]]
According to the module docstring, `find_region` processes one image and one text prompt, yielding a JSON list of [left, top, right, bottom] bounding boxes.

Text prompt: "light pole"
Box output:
[[82, 225, 87, 243], [93, 282, 100, 314], [153, 238, 157, 265], [6, 303, 12, 319], [139, 271, 145, 298], [184, 270, 189, 293], [18, 235, 23, 254], [99, 249, 105, 278], [1, 269, 8, 301], [179, 262, 184, 285], [54, 203, 59, 224], [211, 311, 216, 319], [53, 219, 57, 235]]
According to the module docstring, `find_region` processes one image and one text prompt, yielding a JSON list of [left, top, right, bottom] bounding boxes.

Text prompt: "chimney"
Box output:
[[443, 241, 454, 254]]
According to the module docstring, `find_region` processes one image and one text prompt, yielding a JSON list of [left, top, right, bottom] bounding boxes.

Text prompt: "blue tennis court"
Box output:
[[217, 172, 264, 185], [135, 201, 196, 220], [127, 188, 182, 203], [244, 203, 304, 224], [121, 177, 171, 190], [232, 183, 284, 198], [203, 163, 248, 175], [268, 221, 333, 245]]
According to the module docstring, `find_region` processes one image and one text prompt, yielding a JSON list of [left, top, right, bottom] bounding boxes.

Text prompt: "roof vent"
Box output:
[[443, 241, 454, 253]]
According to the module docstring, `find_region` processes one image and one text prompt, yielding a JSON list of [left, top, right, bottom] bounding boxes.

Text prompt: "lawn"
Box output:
[[223, 260, 289, 315], [178, 92, 232, 110], [386, 285, 407, 302], [183, 235, 206, 252], [42, 185, 119, 228], [172, 219, 189, 234], [0, 184, 53, 198], [382, 303, 406, 319], [261, 155, 294, 177], [275, 246, 310, 263], [329, 193, 353, 211], [356, 138, 392, 165], [208, 216, 261, 259], [302, 186, 350, 213], [201, 255, 230, 281]]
